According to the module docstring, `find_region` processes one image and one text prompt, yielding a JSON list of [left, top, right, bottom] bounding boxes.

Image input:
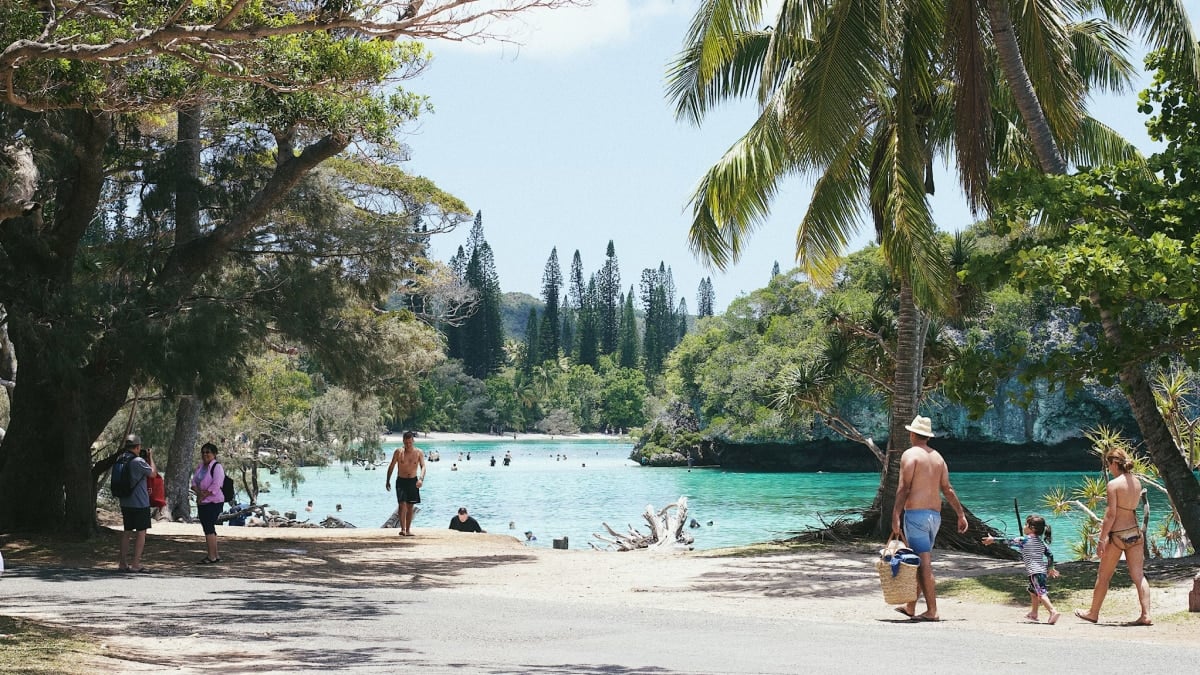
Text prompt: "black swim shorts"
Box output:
[[395, 476, 421, 504]]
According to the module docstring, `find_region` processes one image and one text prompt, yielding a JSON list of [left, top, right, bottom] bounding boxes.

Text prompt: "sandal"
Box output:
[[197, 557, 221, 564]]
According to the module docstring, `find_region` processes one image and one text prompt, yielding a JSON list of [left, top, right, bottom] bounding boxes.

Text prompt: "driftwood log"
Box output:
[[381, 506, 420, 529], [321, 516, 356, 528], [592, 496, 694, 551], [215, 504, 322, 527]]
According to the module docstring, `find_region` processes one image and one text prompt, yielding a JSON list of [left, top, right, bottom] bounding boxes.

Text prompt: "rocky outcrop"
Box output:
[[711, 437, 1100, 472]]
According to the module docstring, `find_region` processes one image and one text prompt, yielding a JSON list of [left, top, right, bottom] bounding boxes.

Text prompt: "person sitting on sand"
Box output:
[[448, 507, 484, 533], [983, 514, 1060, 624], [1074, 447, 1152, 626]]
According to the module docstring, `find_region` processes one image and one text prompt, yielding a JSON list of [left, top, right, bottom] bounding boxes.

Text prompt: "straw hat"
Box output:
[[903, 415, 936, 438]]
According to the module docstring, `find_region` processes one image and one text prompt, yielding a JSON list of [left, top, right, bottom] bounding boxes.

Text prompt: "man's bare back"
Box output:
[[899, 445, 950, 511]]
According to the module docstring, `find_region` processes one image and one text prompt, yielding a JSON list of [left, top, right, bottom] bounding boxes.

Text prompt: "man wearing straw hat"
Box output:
[[890, 415, 967, 621]]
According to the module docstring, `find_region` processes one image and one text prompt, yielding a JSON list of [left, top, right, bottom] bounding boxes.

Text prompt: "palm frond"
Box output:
[[1069, 18, 1137, 93], [667, 31, 775, 125], [1090, 0, 1200, 81], [794, 129, 872, 286], [779, 0, 890, 165], [1014, 0, 1086, 144], [1062, 116, 1147, 170], [946, 0, 992, 213], [687, 101, 797, 270]]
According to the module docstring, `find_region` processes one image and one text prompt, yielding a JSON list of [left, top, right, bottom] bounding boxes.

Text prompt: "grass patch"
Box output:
[[939, 560, 1197, 621], [0, 616, 103, 674]]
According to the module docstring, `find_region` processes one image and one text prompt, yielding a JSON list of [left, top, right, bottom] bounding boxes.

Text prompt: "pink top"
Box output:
[[192, 459, 226, 505]]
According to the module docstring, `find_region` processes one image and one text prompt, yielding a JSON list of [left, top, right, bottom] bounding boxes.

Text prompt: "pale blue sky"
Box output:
[[406, 1, 1195, 312]]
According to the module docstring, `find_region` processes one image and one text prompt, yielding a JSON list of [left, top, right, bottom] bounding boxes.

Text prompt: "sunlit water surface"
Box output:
[[256, 439, 1128, 559]]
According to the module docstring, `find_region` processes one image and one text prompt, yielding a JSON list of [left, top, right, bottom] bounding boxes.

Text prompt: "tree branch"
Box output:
[[2, 1, 582, 111]]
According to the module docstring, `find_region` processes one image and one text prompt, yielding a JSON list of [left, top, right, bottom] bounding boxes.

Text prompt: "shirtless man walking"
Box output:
[[385, 431, 427, 536], [890, 415, 968, 621]]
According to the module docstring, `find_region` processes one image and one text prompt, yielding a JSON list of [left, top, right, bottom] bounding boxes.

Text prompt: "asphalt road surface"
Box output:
[[4, 563, 1200, 674]]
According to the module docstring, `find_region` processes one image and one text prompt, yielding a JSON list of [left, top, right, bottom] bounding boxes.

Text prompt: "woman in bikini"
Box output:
[[1074, 447, 1152, 625]]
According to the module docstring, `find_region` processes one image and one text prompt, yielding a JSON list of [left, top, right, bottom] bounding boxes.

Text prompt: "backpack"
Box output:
[[213, 462, 236, 504], [110, 452, 139, 499]]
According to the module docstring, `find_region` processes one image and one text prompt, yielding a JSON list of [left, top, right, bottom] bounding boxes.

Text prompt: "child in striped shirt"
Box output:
[[983, 514, 1061, 624]]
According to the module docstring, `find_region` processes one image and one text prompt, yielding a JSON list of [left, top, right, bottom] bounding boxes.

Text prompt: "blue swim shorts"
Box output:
[[1027, 573, 1049, 597], [903, 509, 941, 554]]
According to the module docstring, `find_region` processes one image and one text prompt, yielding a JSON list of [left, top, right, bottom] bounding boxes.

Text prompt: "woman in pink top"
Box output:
[[191, 442, 225, 564]]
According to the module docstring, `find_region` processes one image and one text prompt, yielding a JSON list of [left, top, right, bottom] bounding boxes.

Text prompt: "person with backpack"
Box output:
[[113, 434, 156, 573], [191, 442, 226, 564]]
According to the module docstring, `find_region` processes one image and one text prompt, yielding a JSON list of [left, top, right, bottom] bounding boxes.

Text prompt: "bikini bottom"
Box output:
[[1109, 526, 1143, 551]]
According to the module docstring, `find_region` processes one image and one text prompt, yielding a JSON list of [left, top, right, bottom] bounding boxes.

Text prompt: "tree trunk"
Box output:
[[0, 119, 346, 534], [0, 112, 121, 536], [167, 395, 201, 521], [985, 0, 1068, 174], [1095, 300, 1200, 545], [1121, 367, 1200, 544], [874, 277, 921, 536], [0, 337, 130, 535]]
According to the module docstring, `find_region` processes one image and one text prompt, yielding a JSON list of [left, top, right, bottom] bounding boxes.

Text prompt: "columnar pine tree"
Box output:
[[465, 211, 486, 258], [445, 244, 469, 360], [460, 234, 505, 378], [577, 277, 601, 368], [640, 267, 666, 376], [522, 307, 540, 375], [618, 288, 639, 369], [564, 249, 585, 357], [569, 250, 585, 311], [539, 247, 562, 361], [697, 277, 715, 317], [640, 263, 684, 377], [560, 312, 573, 362], [598, 241, 621, 355], [676, 297, 689, 343]]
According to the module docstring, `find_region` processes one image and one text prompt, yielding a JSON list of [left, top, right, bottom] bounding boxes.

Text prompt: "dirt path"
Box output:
[[3, 525, 1198, 673]]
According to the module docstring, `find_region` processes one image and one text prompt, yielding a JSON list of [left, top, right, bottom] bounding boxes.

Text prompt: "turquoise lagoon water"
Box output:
[[255, 438, 1114, 559]]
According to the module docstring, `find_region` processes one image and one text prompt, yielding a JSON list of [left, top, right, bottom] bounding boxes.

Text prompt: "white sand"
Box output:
[[137, 522, 1197, 645]]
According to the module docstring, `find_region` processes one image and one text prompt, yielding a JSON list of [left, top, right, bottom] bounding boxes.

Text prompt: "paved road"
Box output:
[[4, 562, 1199, 674]]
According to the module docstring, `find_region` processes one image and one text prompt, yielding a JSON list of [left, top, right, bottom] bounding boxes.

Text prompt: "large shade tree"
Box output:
[[667, 0, 1138, 540], [979, 50, 1200, 548], [971, 0, 1200, 545], [0, 0, 574, 535]]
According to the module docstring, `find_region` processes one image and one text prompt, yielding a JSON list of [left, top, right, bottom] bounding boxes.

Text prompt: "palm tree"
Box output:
[[977, 0, 1198, 176], [667, 0, 1136, 539], [972, 0, 1200, 544]]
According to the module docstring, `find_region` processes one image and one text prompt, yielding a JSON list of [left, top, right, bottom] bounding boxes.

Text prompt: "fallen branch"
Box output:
[[594, 496, 695, 551]]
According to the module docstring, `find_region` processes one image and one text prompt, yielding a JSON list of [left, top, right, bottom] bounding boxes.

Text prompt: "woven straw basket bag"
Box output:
[[875, 538, 919, 605]]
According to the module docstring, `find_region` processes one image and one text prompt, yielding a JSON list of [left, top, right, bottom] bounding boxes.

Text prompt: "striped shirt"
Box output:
[[1002, 535, 1054, 575]]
